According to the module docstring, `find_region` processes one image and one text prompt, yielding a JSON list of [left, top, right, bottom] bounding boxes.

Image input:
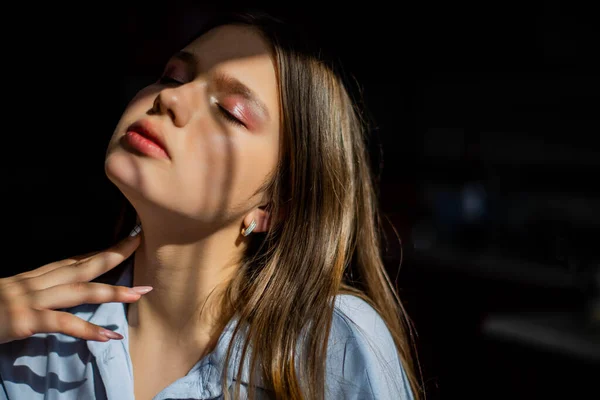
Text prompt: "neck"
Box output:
[[126, 220, 244, 348]]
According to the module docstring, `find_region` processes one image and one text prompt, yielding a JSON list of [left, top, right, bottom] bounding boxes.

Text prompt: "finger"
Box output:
[[32, 309, 124, 341], [4, 250, 101, 285], [27, 234, 141, 292], [29, 282, 147, 310], [61, 250, 103, 264], [11, 250, 102, 282], [77, 234, 143, 282]]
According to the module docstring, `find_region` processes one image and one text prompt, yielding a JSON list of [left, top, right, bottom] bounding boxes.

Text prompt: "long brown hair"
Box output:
[[110, 10, 421, 400]]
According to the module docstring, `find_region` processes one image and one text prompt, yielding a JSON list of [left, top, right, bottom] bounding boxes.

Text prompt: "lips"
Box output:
[[125, 120, 170, 158]]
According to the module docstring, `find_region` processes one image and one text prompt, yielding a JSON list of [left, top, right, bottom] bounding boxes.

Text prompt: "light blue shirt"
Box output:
[[0, 259, 413, 399]]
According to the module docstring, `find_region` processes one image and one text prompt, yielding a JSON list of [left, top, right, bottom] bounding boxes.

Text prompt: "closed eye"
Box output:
[[216, 104, 245, 128], [157, 76, 183, 85]]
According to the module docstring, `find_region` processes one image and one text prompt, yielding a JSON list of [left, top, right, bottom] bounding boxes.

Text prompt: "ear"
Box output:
[[242, 208, 271, 235]]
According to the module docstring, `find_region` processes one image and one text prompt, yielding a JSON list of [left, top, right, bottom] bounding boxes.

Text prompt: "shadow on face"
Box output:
[[104, 24, 281, 240]]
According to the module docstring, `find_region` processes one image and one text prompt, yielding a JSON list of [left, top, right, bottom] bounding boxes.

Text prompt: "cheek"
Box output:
[[115, 88, 157, 129], [128, 86, 158, 107], [108, 91, 156, 145], [228, 135, 279, 200], [172, 133, 241, 214], [188, 133, 245, 190], [181, 134, 276, 209]]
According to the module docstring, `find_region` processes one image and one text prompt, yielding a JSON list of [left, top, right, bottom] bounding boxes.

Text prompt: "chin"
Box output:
[[104, 150, 159, 206], [105, 150, 139, 189], [104, 151, 179, 216]]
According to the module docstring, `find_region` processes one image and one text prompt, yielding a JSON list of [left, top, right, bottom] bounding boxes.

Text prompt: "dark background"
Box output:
[[2, 1, 599, 398]]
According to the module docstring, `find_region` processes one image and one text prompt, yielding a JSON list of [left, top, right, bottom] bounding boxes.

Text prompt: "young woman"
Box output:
[[0, 11, 420, 400]]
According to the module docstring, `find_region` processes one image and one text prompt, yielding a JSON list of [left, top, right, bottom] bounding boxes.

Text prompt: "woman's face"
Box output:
[[105, 24, 280, 227]]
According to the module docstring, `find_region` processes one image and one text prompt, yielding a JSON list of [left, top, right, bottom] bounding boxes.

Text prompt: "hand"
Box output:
[[0, 230, 148, 345]]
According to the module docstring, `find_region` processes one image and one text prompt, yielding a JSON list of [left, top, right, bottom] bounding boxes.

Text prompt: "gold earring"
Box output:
[[241, 219, 257, 236]]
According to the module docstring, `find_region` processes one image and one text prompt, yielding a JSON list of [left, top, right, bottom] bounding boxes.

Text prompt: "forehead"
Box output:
[[184, 24, 274, 68]]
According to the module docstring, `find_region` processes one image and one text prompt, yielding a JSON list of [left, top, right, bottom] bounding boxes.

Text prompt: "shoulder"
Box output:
[[0, 333, 96, 400], [325, 294, 414, 400], [0, 303, 109, 400]]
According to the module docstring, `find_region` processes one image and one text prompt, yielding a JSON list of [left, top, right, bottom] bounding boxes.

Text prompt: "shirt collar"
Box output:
[[85, 257, 267, 399]]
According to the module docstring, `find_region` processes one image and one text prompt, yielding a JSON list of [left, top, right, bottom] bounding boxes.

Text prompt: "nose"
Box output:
[[152, 86, 191, 128]]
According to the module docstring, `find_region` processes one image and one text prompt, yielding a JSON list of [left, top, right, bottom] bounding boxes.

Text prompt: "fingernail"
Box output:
[[129, 286, 153, 295], [99, 329, 124, 340], [129, 224, 142, 237]]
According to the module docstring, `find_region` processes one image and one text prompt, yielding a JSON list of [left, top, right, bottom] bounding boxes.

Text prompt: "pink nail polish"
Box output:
[[129, 286, 153, 295], [100, 329, 123, 340]]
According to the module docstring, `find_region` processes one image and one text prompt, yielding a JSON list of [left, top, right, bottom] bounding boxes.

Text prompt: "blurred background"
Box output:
[[2, 1, 598, 398]]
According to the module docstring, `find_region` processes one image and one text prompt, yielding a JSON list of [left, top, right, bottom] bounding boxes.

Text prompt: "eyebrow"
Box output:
[[171, 50, 270, 120]]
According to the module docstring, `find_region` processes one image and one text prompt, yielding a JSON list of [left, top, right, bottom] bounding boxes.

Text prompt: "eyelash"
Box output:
[[216, 104, 245, 127], [158, 75, 182, 85], [158, 74, 245, 128]]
